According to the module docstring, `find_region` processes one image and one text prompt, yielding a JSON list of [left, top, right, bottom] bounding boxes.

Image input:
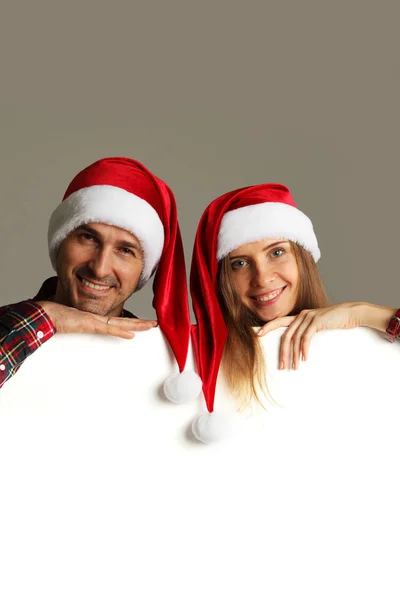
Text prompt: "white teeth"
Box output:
[[256, 289, 282, 302], [81, 278, 110, 291]]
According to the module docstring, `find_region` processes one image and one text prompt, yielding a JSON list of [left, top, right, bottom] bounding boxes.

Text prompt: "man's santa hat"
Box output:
[[48, 156, 202, 404], [190, 183, 320, 443]]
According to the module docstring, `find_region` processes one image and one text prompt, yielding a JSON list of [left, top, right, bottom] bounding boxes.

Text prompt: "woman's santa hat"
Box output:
[[190, 183, 320, 443], [48, 156, 202, 404]]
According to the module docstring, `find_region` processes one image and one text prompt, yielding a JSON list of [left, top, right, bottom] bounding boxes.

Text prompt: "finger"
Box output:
[[291, 314, 314, 369], [108, 326, 136, 340], [126, 319, 158, 326], [120, 320, 157, 331], [300, 322, 319, 362], [257, 316, 295, 336], [107, 318, 157, 331], [279, 323, 299, 369], [279, 315, 308, 369], [88, 320, 134, 338]]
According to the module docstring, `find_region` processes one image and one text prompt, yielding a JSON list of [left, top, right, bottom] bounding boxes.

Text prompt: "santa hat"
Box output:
[[190, 183, 320, 443], [48, 156, 202, 403]]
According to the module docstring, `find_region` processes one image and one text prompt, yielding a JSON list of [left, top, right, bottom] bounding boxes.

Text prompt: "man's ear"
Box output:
[[133, 267, 146, 294], [54, 243, 62, 271]]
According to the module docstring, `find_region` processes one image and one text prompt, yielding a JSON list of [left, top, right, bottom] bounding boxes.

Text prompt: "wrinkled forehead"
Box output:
[[73, 221, 142, 247]]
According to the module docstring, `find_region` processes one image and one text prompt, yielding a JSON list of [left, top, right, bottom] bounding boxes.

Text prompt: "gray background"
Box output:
[[1, 0, 399, 319]]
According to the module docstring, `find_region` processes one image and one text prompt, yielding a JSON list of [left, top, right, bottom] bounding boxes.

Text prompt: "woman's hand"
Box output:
[[257, 302, 396, 370]]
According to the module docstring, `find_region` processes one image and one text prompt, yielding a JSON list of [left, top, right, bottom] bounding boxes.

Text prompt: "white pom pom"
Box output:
[[191, 412, 233, 443], [163, 371, 203, 404]]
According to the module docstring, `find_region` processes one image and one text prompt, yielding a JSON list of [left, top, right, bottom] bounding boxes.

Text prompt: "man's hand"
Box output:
[[38, 301, 157, 339]]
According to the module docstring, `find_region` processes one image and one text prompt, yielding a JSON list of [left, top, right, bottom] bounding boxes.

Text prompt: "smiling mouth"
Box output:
[[251, 286, 287, 306], [77, 276, 113, 294]]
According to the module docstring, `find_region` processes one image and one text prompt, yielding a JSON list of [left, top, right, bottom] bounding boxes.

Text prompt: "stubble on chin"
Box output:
[[57, 286, 108, 316], [73, 297, 112, 316]]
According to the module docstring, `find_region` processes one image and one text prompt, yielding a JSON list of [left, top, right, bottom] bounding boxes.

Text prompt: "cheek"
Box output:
[[230, 272, 249, 297], [281, 260, 300, 290], [55, 246, 70, 275], [119, 263, 143, 291], [287, 264, 299, 291], [57, 243, 86, 271]]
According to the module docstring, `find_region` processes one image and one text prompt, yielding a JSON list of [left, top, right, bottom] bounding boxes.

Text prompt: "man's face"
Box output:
[[54, 222, 144, 317]]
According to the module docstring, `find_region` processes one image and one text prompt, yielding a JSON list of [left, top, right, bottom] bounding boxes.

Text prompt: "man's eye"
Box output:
[[231, 259, 248, 270], [80, 233, 95, 242], [120, 247, 133, 256]]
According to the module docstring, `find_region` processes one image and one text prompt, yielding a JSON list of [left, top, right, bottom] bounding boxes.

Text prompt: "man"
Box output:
[[0, 157, 192, 394]]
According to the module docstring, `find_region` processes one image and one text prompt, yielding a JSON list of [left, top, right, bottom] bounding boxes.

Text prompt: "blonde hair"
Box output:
[[218, 242, 328, 409]]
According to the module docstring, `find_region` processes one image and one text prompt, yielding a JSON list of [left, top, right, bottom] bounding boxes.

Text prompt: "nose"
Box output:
[[251, 261, 276, 288], [87, 247, 114, 280]]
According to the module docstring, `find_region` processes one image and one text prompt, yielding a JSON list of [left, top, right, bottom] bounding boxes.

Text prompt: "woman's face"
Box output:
[[227, 238, 300, 322]]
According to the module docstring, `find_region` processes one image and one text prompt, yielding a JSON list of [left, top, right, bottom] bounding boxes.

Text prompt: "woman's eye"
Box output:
[[271, 248, 285, 258], [231, 259, 248, 270]]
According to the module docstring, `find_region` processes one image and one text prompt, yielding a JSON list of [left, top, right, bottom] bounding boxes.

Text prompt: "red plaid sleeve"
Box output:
[[0, 301, 55, 389]]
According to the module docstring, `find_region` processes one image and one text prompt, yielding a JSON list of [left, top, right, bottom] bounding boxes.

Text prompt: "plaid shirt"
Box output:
[[0, 300, 55, 389], [0, 277, 135, 390]]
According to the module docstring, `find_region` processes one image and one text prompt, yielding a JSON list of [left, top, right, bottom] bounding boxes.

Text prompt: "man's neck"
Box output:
[[33, 277, 59, 302]]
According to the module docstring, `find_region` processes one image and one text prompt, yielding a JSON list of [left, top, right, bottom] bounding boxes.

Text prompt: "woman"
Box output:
[[189, 183, 399, 442]]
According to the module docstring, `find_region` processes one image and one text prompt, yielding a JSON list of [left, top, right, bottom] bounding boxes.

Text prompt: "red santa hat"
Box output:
[[190, 183, 320, 443], [48, 156, 202, 403]]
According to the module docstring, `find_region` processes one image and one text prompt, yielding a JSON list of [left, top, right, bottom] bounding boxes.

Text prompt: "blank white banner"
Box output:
[[0, 327, 399, 600]]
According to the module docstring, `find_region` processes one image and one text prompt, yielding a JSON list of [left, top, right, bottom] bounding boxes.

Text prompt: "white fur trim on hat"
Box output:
[[217, 202, 321, 262], [48, 185, 165, 287]]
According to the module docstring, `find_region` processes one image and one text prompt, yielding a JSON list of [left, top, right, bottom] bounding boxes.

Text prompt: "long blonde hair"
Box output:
[[218, 242, 328, 408]]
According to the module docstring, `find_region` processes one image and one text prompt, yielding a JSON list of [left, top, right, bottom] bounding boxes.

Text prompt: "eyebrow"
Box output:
[[118, 239, 142, 252], [78, 225, 143, 254], [229, 240, 288, 259]]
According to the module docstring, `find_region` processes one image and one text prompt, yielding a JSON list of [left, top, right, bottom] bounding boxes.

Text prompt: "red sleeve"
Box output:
[[0, 301, 55, 389]]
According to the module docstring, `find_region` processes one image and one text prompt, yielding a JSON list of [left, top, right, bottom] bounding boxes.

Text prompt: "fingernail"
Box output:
[[279, 361, 284, 370], [292, 362, 296, 370]]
